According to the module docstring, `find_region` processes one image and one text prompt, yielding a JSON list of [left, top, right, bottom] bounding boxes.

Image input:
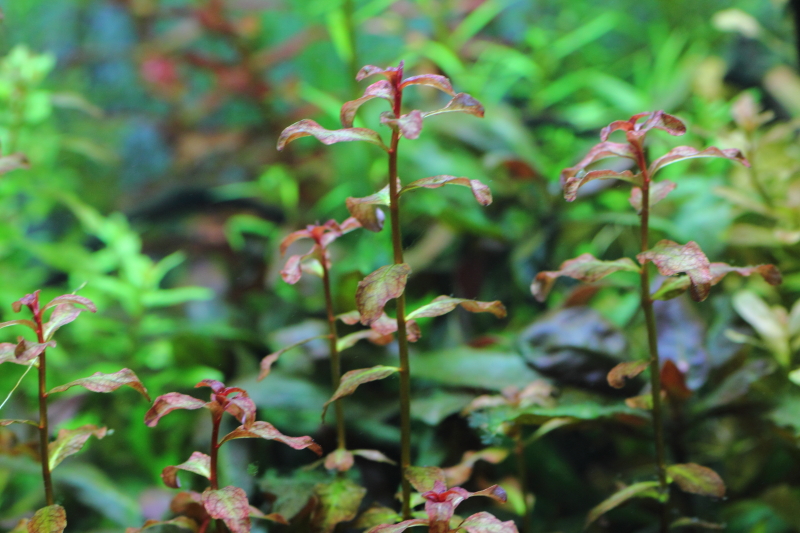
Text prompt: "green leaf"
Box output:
[[607, 360, 651, 389], [26, 505, 66, 533], [125, 517, 199, 533], [669, 517, 725, 530], [356, 264, 412, 325], [405, 466, 446, 493], [219, 421, 322, 456], [637, 240, 712, 302], [356, 505, 402, 529], [531, 254, 640, 301], [667, 463, 725, 498], [406, 296, 506, 321], [585, 481, 661, 528], [629, 180, 676, 213], [366, 519, 428, 533], [649, 145, 748, 177], [340, 80, 394, 127], [322, 366, 399, 419], [423, 92, 484, 118], [380, 110, 423, 139], [202, 486, 250, 533], [399, 74, 455, 95], [311, 478, 367, 533], [144, 393, 207, 427], [0, 419, 38, 427], [48, 368, 150, 401], [345, 184, 391, 232], [400, 175, 492, 206], [277, 119, 388, 151], [460, 512, 519, 533], [161, 451, 211, 489], [49, 425, 107, 470]]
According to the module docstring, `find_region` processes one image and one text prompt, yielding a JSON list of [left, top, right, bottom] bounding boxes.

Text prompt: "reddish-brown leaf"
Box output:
[[220, 421, 322, 455], [400, 175, 492, 206], [0, 418, 37, 427], [563, 169, 640, 202], [277, 119, 388, 151], [629, 180, 676, 213], [48, 425, 107, 470], [667, 463, 725, 498], [257, 334, 329, 381], [48, 368, 150, 401], [531, 254, 640, 301], [423, 93, 484, 118], [202, 487, 250, 533], [340, 80, 394, 127], [322, 366, 399, 419], [9, 339, 56, 365], [380, 110, 423, 139], [279, 228, 313, 256], [345, 184, 391, 232], [356, 264, 412, 325], [442, 448, 509, 487], [406, 296, 506, 320], [649, 146, 749, 177], [356, 61, 404, 84], [607, 360, 651, 389], [399, 74, 456, 95], [26, 505, 66, 533], [460, 512, 519, 533], [162, 451, 211, 488], [43, 300, 96, 341], [559, 141, 635, 189], [661, 360, 692, 400], [637, 240, 712, 301], [145, 393, 207, 427], [708, 262, 781, 286], [324, 448, 355, 472], [42, 294, 96, 312]]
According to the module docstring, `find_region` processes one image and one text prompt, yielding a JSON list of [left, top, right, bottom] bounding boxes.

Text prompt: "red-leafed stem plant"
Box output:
[[532, 111, 781, 531]]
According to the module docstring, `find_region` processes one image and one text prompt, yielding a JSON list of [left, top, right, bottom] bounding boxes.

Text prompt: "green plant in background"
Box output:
[[0, 290, 149, 532], [532, 111, 781, 530]]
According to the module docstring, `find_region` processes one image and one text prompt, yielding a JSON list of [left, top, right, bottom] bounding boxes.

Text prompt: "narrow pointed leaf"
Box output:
[[249, 507, 288, 524], [162, 451, 211, 488], [406, 296, 506, 320], [0, 419, 38, 427], [48, 425, 107, 470], [352, 449, 396, 465], [48, 368, 150, 400], [258, 335, 329, 381], [443, 448, 509, 487], [336, 330, 385, 351], [708, 262, 781, 285], [585, 481, 661, 528], [461, 512, 519, 533], [667, 463, 725, 498], [202, 487, 250, 533], [608, 360, 651, 389], [366, 519, 428, 533], [629, 180, 676, 212], [11, 339, 56, 364], [311, 478, 367, 533], [670, 517, 725, 530], [277, 119, 388, 151], [125, 517, 199, 533], [346, 184, 391, 232], [649, 146, 748, 177], [399, 74, 456, 95], [356, 264, 412, 325], [560, 141, 635, 184], [563, 169, 640, 202], [0, 319, 37, 332], [27, 505, 66, 533], [145, 393, 207, 427], [637, 241, 712, 301], [531, 254, 640, 301], [43, 302, 95, 341], [400, 175, 492, 206], [423, 93, 484, 118], [42, 294, 96, 312], [219, 421, 322, 455], [405, 466, 446, 493], [322, 366, 399, 419], [340, 80, 394, 127], [0, 153, 30, 175], [471, 485, 508, 504]]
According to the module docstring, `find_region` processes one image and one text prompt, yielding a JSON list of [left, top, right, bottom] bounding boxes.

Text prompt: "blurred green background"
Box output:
[[1, 0, 800, 531]]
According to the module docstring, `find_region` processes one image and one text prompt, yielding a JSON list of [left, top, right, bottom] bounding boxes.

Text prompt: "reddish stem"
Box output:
[[27, 299, 54, 506]]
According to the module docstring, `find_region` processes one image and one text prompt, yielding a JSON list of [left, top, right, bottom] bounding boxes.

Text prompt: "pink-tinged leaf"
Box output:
[[629, 180, 676, 213], [356, 61, 404, 83], [585, 481, 662, 528], [531, 254, 640, 302], [280, 252, 310, 284], [423, 92, 484, 118], [202, 487, 250, 533], [405, 466, 447, 493], [380, 110, 423, 139], [366, 518, 428, 533], [649, 145, 748, 177], [340, 80, 394, 127], [669, 517, 725, 530], [0, 319, 37, 332], [337, 310, 361, 325], [324, 448, 354, 472], [224, 394, 256, 428], [352, 449, 396, 465], [311, 478, 368, 533], [125, 517, 199, 533], [248, 506, 288, 524], [356, 264, 412, 325], [709, 262, 781, 286], [471, 485, 508, 504], [667, 463, 725, 498], [637, 240, 712, 302], [461, 512, 519, 533], [219, 421, 322, 455], [42, 294, 96, 312], [607, 360, 651, 389], [48, 368, 150, 400], [279, 228, 313, 256], [258, 334, 330, 381], [0, 419, 38, 427], [0, 153, 30, 175], [336, 330, 384, 351], [406, 296, 506, 320], [43, 302, 94, 341], [10, 339, 56, 365], [638, 111, 686, 136], [145, 392, 207, 427], [400, 175, 492, 206], [13, 292, 39, 313], [399, 74, 456, 96], [48, 425, 107, 470], [277, 119, 388, 152], [27, 505, 66, 533], [443, 448, 509, 487], [560, 141, 635, 184], [322, 366, 399, 419], [345, 184, 390, 232], [563, 169, 640, 202], [162, 451, 211, 488]]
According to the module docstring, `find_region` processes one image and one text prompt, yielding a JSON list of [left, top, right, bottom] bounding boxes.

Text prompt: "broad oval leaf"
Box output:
[[311, 478, 367, 533], [258, 335, 330, 381], [649, 145, 748, 177], [460, 512, 519, 533], [162, 451, 211, 488], [563, 169, 640, 202], [202, 486, 250, 533], [125, 517, 199, 533], [399, 74, 456, 95], [27, 505, 66, 533], [48, 425, 107, 470], [340, 80, 394, 127], [48, 368, 150, 401], [585, 481, 661, 528], [277, 119, 388, 151], [219, 421, 322, 455], [637, 241, 712, 302], [423, 92, 484, 118], [629, 180, 676, 213], [607, 360, 651, 389], [531, 254, 640, 301], [322, 366, 399, 419], [366, 518, 428, 533], [405, 466, 447, 493], [406, 296, 506, 320], [400, 175, 492, 206], [145, 393, 207, 427], [345, 184, 391, 232], [666, 463, 725, 498], [380, 110, 423, 139], [356, 264, 412, 325]]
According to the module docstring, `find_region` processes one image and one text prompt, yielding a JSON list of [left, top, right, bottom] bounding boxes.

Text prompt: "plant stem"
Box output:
[[31, 306, 54, 506], [343, 0, 358, 97], [322, 262, 347, 451], [514, 426, 533, 533], [388, 86, 413, 519], [210, 414, 221, 491]]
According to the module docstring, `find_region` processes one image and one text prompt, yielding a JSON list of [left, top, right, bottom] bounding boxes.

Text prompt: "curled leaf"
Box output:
[[380, 110, 423, 139], [202, 487, 250, 533], [406, 296, 506, 320], [560, 141, 635, 190], [400, 175, 492, 206], [356, 264, 412, 325], [629, 180, 676, 213], [277, 119, 388, 151], [27, 505, 66, 533], [563, 169, 640, 202], [258, 335, 330, 381], [667, 463, 725, 498], [637, 241, 712, 302], [356, 61, 404, 83], [531, 254, 640, 302], [661, 360, 692, 400], [340, 80, 394, 127], [145, 393, 207, 427], [0, 419, 37, 427], [49, 425, 107, 470], [322, 366, 399, 419], [607, 360, 651, 389], [423, 93, 485, 118], [48, 368, 150, 401], [337, 329, 389, 351], [585, 481, 661, 528], [345, 184, 391, 232], [600, 111, 686, 141], [162, 451, 211, 488], [649, 145, 749, 177], [43, 301, 95, 341], [12, 339, 56, 365], [399, 74, 455, 95], [652, 262, 781, 301], [42, 294, 96, 312], [220, 421, 322, 455]]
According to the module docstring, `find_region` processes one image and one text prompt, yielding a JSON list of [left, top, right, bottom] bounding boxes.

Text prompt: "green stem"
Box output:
[[514, 426, 532, 533], [343, 0, 358, 97], [322, 261, 347, 451]]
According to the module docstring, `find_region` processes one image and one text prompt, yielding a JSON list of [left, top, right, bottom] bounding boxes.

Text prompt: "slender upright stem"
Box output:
[[209, 414, 221, 491], [31, 307, 54, 506], [513, 426, 532, 533], [343, 0, 358, 97], [322, 262, 347, 451]]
